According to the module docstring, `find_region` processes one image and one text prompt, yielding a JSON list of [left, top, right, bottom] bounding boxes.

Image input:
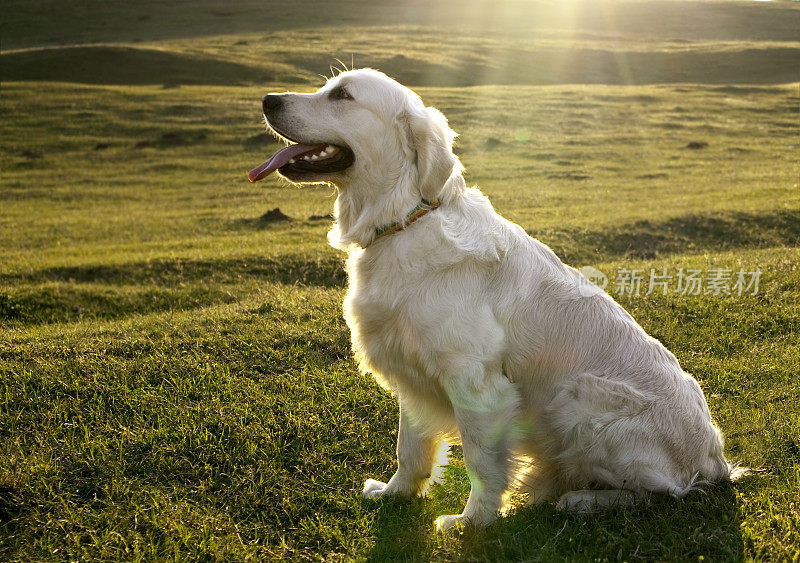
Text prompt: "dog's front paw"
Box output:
[[361, 478, 389, 499], [434, 514, 465, 534]]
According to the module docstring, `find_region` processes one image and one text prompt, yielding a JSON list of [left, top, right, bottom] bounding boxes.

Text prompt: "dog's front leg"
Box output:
[[435, 367, 520, 532], [362, 400, 441, 499]]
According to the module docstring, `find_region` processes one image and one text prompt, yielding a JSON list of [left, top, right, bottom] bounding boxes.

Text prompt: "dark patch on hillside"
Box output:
[[348, 47, 800, 87], [1, 256, 346, 290], [134, 130, 209, 149], [536, 209, 800, 264], [0, 46, 266, 86], [243, 133, 280, 151], [0, 255, 346, 325]]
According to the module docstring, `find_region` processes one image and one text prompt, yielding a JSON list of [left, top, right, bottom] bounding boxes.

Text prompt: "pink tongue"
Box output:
[[248, 143, 325, 182]]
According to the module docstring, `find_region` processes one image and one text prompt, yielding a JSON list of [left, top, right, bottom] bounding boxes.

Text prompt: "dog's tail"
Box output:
[[706, 447, 750, 485], [700, 419, 750, 483], [726, 460, 751, 482]]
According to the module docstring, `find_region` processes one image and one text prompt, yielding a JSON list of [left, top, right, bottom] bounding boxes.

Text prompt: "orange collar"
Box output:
[[373, 199, 440, 243]]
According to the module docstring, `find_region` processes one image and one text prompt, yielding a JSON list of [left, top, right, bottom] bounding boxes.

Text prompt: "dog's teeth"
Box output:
[[326, 145, 336, 153], [318, 149, 328, 157], [303, 155, 311, 161], [289, 158, 295, 164], [311, 155, 319, 161]]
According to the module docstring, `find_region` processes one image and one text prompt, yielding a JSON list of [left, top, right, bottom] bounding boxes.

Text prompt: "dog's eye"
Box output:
[[328, 86, 353, 101]]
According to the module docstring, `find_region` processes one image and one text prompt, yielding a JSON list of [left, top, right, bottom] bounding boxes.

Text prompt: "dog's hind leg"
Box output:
[[362, 401, 443, 499], [434, 364, 522, 532]]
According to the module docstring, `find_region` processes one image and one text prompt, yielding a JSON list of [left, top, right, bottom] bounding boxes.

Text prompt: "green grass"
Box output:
[[1, 0, 799, 560]]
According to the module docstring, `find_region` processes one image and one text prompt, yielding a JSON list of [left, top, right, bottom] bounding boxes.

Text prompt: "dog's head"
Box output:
[[249, 68, 460, 201]]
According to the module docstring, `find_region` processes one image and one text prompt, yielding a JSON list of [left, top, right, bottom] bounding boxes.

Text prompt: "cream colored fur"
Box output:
[[262, 68, 733, 532]]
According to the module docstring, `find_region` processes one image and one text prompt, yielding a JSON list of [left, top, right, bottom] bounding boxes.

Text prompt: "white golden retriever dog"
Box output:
[[248, 69, 734, 532]]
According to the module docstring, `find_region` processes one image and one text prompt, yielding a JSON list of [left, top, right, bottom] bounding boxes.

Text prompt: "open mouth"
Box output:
[[248, 142, 355, 182]]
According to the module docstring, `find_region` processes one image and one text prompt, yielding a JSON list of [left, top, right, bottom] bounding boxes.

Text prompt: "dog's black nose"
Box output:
[[262, 94, 283, 115]]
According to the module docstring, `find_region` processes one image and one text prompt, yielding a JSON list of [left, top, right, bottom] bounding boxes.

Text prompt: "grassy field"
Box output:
[[1, 0, 799, 560]]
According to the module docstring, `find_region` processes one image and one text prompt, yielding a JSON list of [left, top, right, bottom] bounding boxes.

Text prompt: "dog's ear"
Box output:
[[405, 106, 460, 201]]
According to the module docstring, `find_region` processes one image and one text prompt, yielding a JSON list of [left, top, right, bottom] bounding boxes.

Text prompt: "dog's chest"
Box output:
[[343, 253, 440, 392]]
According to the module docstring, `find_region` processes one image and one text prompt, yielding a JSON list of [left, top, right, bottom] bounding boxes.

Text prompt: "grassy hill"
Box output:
[[3, 0, 800, 88], [1, 0, 799, 560]]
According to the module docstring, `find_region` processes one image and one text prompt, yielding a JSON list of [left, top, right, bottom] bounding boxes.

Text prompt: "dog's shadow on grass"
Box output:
[[366, 481, 746, 561]]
